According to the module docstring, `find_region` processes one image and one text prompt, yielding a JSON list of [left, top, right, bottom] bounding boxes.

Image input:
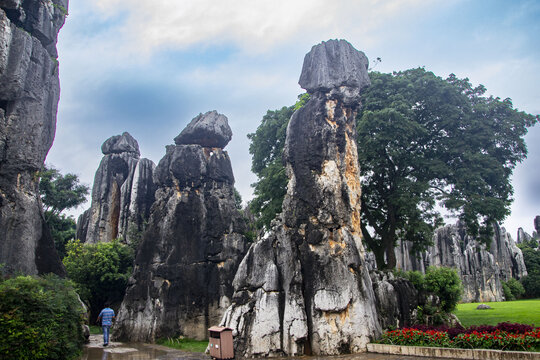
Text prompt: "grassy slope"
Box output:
[[454, 299, 540, 327]]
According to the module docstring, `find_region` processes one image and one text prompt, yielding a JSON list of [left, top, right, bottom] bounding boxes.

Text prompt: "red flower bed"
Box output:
[[380, 323, 540, 352]]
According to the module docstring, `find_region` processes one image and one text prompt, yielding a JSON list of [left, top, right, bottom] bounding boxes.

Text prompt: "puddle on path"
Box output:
[[81, 335, 210, 360], [81, 335, 447, 360]]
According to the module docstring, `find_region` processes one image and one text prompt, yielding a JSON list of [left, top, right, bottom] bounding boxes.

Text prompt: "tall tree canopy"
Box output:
[[248, 68, 537, 269], [39, 166, 89, 258], [247, 94, 309, 229], [358, 69, 537, 268]]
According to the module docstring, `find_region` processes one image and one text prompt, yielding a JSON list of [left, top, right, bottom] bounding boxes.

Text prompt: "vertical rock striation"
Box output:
[[221, 40, 380, 357], [114, 111, 248, 342], [0, 0, 68, 275], [76, 132, 156, 245], [394, 222, 528, 302]]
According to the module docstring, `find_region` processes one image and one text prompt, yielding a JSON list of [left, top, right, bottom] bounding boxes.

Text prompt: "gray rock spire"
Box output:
[[114, 111, 248, 342], [221, 40, 380, 357], [0, 0, 69, 275], [76, 132, 155, 244]]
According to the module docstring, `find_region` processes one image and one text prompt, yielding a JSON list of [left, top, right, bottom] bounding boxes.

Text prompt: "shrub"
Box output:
[[63, 239, 134, 320], [0, 275, 85, 359], [425, 266, 463, 313], [502, 278, 525, 300]]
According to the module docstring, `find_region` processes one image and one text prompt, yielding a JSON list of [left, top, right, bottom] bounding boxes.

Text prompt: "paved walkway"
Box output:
[[81, 335, 452, 360]]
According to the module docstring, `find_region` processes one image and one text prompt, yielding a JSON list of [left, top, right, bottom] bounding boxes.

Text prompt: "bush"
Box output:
[[425, 266, 463, 313], [502, 278, 525, 301], [0, 275, 85, 359], [63, 239, 134, 321]]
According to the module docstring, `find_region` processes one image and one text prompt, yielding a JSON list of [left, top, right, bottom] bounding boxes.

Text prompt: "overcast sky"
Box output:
[[47, 0, 540, 238]]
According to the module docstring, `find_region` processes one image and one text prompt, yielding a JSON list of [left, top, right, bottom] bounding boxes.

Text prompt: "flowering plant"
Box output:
[[379, 325, 540, 352]]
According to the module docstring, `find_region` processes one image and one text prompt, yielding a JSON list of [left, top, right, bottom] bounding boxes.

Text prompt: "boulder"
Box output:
[[476, 304, 491, 310], [0, 0, 68, 276], [114, 111, 248, 342], [174, 110, 232, 148], [76, 133, 156, 244], [221, 40, 380, 357], [298, 39, 370, 100]]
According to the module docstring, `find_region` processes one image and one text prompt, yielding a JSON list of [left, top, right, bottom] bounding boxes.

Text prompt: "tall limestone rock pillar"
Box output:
[[76, 132, 156, 244], [114, 111, 248, 342], [0, 0, 68, 275], [221, 39, 381, 357]]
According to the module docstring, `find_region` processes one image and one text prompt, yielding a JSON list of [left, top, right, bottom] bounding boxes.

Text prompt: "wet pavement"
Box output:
[[81, 335, 451, 360]]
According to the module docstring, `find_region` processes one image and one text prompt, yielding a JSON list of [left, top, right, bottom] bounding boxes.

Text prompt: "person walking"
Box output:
[[97, 303, 115, 346]]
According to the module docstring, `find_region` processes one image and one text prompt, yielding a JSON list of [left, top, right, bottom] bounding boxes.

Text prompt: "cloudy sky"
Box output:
[[47, 0, 540, 238]]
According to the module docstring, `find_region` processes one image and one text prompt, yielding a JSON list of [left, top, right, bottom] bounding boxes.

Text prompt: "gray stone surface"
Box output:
[[394, 222, 528, 302], [477, 304, 491, 310], [0, 1, 68, 276], [76, 133, 156, 245], [174, 110, 232, 148], [114, 112, 248, 342], [221, 40, 380, 357], [101, 131, 140, 156], [299, 39, 370, 100]]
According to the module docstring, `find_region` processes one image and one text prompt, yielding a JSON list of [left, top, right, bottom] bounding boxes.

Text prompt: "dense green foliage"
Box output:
[[518, 239, 540, 298], [39, 166, 89, 258], [455, 299, 540, 327], [247, 94, 309, 229], [357, 69, 537, 268], [502, 278, 525, 301], [247, 68, 537, 269], [0, 275, 85, 359], [424, 267, 463, 313], [397, 267, 462, 323], [63, 239, 134, 321]]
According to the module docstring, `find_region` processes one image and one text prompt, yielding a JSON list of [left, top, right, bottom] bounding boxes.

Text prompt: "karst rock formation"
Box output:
[[0, 0, 68, 275], [114, 111, 248, 341], [76, 132, 156, 245], [394, 221, 527, 302], [221, 40, 381, 357]]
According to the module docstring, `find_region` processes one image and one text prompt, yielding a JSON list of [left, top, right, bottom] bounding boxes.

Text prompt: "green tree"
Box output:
[[0, 275, 85, 359], [357, 69, 537, 268], [39, 165, 89, 258], [424, 266, 463, 313], [248, 69, 537, 269], [63, 239, 134, 321]]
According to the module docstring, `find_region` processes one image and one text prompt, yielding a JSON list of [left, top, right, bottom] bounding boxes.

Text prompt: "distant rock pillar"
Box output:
[[221, 39, 381, 357], [76, 132, 156, 244]]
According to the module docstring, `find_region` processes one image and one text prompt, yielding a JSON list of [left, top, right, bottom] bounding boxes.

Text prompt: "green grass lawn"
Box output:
[[454, 298, 540, 327], [156, 337, 208, 353], [89, 325, 102, 335]]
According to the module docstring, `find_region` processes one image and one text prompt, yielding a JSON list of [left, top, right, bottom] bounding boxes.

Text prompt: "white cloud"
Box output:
[[89, 0, 448, 55]]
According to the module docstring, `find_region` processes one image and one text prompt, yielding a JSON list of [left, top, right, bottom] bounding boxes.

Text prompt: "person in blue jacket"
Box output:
[[97, 302, 115, 346]]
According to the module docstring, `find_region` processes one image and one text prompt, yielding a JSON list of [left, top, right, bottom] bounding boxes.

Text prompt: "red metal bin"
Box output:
[[208, 326, 234, 359]]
